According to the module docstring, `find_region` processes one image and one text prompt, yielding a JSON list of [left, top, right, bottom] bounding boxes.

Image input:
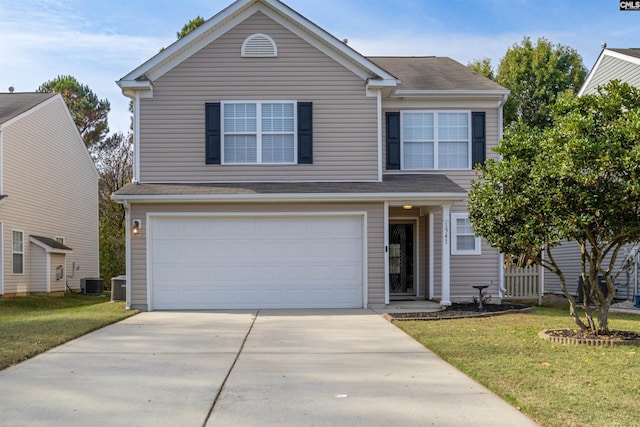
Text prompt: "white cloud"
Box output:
[[0, 1, 170, 134]]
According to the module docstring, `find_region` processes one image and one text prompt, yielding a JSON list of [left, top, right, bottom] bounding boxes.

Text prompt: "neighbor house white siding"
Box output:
[[581, 54, 640, 95]]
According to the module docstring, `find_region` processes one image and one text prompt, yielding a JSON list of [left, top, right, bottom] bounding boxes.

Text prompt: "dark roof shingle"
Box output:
[[0, 93, 57, 125], [30, 235, 73, 251], [367, 56, 507, 92], [608, 48, 640, 60], [114, 174, 466, 198]]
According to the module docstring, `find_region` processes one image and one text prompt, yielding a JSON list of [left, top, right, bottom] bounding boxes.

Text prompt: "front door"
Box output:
[[389, 222, 415, 297]]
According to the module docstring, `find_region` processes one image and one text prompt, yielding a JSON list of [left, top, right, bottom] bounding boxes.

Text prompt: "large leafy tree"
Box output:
[[497, 37, 586, 128], [468, 37, 586, 128], [37, 75, 110, 148], [468, 81, 640, 333]]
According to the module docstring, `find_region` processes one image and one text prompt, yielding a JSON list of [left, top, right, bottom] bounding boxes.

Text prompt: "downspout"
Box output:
[[377, 90, 383, 182], [133, 93, 141, 184], [124, 200, 132, 310], [498, 93, 508, 295]]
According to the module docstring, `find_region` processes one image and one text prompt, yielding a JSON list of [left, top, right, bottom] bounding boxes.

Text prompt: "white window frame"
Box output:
[[55, 236, 65, 245], [221, 100, 297, 165], [400, 110, 472, 171], [12, 229, 24, 275], [451, 213, 481, 255]]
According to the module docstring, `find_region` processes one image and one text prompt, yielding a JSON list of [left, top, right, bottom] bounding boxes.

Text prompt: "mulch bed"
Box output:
[[384, 303, 534, 321], [539, 328, 640, 347]]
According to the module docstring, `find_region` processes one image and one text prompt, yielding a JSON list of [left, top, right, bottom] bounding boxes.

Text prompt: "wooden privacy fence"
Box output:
[[504, 264, 542, 304]]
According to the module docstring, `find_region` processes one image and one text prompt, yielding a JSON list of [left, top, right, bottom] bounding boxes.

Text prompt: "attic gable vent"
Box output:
[[241, 33, 278, 57]]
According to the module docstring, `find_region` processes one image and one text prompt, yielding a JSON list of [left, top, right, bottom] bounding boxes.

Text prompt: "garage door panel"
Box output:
[[151, 215, 363, 309]]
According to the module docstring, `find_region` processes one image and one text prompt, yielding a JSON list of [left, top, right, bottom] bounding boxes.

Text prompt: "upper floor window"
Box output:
[[451, 213, 481, 255], [55, 236, 65, 245], [222, 101, 296, 164], [241, 33, 278, 57], [12, 230, 24, 275], [401, 111, 470, 170]]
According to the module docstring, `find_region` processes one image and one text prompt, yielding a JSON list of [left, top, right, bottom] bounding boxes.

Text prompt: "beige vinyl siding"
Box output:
[[139, 11, 378, 183], [1, 96, 99, 295], [129, 202, 384, 310], [582, 55, 640, 95], [29, 245, 46, 293], [431, 203, 500, 302], [51, 253, 66, 293]]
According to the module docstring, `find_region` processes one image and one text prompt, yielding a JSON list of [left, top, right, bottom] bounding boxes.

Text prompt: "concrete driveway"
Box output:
[[0, 310, 538, 426]]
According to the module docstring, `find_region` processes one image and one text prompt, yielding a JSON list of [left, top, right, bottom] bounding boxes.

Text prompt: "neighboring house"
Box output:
[[542, 47, 640, 298], [113, 0, 509, 311], [0, 92, 99, 296]]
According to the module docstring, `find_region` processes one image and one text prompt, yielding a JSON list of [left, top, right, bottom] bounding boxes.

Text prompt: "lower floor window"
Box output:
[[12, 230, 24, 274], [451, 213, 481, 255]]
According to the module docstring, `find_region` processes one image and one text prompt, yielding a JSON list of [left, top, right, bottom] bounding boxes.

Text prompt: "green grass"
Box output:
[[0, 293, 138, 370], [395, 306, 640, 427]]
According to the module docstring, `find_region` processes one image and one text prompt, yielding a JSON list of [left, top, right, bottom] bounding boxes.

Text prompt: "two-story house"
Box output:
[[114, 0, 509, 311], [0, 92, 99, 296]]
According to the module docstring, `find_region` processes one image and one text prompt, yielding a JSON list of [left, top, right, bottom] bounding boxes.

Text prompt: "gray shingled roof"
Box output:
[[114, 174, 466, 197], [367, 56, 507, 92], [30, 235, 73, 251], [0, 93, 57, 125], [608, 48, 640, 60]]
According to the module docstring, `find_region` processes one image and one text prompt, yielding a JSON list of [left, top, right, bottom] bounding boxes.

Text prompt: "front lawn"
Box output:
[[0, 293, 137, 370], [395, 306, 640, 427]]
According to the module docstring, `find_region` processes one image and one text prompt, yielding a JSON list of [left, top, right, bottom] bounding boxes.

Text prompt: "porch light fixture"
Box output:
[[402, 205, 413, 210], [132, 219, 142, 235]]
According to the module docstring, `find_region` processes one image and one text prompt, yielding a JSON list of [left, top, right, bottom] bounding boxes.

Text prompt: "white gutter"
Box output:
[[393, 89, 510, 98], [377, 90, 383, 182]]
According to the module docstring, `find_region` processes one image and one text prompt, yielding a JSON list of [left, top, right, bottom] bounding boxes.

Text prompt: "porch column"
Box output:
[[441, 204, 452, 306], [383, 201, 389, 305]]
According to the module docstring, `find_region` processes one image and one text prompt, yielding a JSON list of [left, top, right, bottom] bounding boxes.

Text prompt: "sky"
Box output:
[[1, 0, 639, 135]]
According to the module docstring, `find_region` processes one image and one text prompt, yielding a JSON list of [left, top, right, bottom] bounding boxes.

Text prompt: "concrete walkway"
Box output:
[[0, 310, 538, 427]]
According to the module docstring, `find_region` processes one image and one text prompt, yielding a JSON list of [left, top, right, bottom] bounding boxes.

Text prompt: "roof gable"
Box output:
[[0, 93, 57, 126], [30, 235, 73, 253], [579, 48, 640, 95], [118, 0, 397, 95]]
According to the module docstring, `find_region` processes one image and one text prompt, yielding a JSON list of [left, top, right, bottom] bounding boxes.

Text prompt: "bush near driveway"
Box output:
[[0, 293, 137, 370], [396, 307, 640, 427]]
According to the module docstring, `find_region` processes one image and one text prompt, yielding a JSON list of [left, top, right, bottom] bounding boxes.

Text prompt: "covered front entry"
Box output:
[[385, 204, 455, 306], [149, 214, 365, 310]]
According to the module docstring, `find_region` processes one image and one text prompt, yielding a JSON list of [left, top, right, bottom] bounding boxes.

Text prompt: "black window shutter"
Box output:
[[298, 102, 313, 164], [471, 112, 486, 167], [205, 102, 221, 165], [386, 112, 401, 170]]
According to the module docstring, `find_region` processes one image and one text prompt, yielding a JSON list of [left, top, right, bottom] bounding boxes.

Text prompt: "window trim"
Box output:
[[55, 236, 65, 245], [12, 229, 24, 275], [400, 110, 472, 171], [221, 100, 298, 165], [451, 213, 481, 255]]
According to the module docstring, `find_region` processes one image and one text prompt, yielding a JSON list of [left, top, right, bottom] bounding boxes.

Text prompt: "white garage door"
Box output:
[[150, 215, 364, 309]]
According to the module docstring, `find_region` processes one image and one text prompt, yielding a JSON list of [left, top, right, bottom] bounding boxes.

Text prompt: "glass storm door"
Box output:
[[389, 223, 415, 296]]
